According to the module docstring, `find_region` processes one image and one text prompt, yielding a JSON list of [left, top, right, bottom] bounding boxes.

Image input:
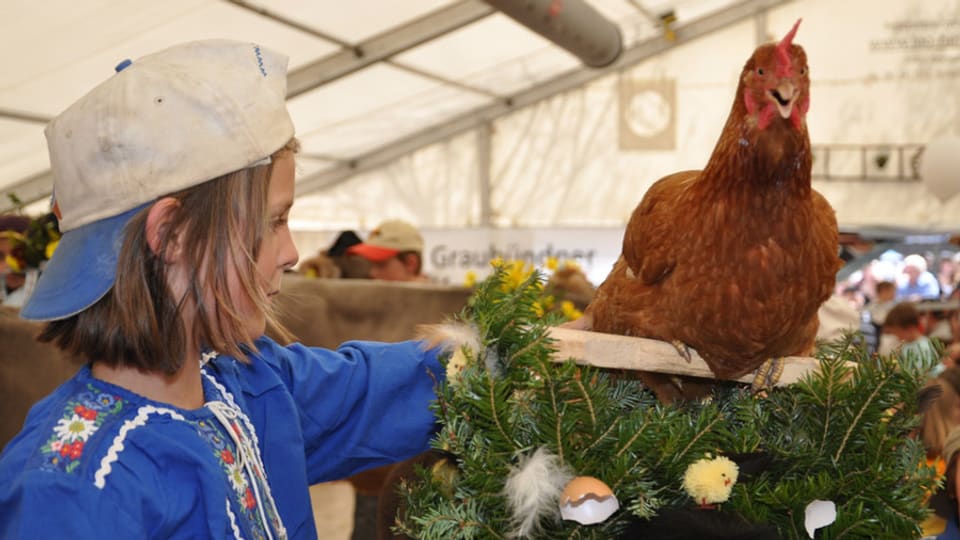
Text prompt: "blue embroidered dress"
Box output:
[[0, 337, 443, 539]]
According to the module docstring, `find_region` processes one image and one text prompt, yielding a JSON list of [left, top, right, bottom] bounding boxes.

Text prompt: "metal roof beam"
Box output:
[[0, 108, 51, 124], [293, 0, 790, 196], [285, 0, 495, 98]]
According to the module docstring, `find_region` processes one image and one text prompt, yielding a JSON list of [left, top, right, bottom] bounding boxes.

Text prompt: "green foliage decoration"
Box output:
[[394, 267, 939, 540]]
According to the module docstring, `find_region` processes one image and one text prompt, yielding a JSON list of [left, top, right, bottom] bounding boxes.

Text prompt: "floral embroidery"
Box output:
[[40, 384, 126, 474], [53, 414, 96, 442], [226, 460, 247, 494], [195, 417, 269, 540]]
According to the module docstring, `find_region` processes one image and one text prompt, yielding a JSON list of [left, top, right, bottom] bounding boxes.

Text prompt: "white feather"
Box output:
[[503, 447, 573, 538], [484, 345, 502, 378], [417, 321, 482, 357]]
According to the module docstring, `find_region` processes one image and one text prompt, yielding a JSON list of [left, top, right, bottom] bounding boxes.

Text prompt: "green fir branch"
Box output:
[[399, 268, 937, 539]]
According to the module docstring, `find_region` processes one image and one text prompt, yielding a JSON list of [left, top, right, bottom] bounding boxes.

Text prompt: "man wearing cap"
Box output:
[[348, 219, 429, 282]]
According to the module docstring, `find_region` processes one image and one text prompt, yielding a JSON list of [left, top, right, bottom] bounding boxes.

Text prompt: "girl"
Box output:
[[0, 40, 444, 539]]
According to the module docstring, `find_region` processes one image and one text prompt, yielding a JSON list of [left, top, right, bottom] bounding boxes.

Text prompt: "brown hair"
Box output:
[[875, 280, 895, 295], [884, 301, 921, 330], [921, 373, 960, 458], [39, 140, 299, 375]]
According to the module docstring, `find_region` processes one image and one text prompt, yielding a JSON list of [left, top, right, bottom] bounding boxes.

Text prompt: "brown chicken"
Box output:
[[581, 20, 841, 402]]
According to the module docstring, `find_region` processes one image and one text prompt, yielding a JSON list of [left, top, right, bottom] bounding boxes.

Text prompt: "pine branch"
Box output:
[[399, 268, 937, 539]]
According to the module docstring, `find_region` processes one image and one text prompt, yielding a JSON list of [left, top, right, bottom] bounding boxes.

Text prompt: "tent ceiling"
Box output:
[[0, 0, 773, 213]]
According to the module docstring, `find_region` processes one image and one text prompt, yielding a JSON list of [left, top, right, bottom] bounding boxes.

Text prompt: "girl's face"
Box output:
[[238, 152, 299, 338]]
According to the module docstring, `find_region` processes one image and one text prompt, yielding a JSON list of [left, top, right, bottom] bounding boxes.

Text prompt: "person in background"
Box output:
[[883, 301, 940, 372], [0, 214, 31, 306], [347, 219, 428, 282], [898, 254, 942, 301], [938, 252, 958, 300], [937, 426, 960, 538], [921, 368, 960, 537], [325, 229, 371, 279], [0, 40, 445, 539], [866, 280, 899, 356], [297, 230, 369, 279], [869, 280, 898, 324]]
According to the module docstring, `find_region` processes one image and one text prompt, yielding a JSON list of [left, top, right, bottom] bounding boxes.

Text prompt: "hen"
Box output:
[[582, 20, 841, 402]]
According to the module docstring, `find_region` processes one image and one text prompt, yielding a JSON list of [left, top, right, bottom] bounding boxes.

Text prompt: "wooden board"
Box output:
[[547, 327, 824, 386]]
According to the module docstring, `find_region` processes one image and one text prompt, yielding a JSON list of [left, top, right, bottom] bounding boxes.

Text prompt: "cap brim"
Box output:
[[346, 243, 399, 263], [20, 205, 144, 321]]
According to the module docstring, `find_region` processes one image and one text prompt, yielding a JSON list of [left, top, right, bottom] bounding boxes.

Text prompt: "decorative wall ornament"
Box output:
[[618, 77, 676, 151]]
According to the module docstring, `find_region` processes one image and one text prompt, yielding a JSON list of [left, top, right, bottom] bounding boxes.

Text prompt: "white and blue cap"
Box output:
[[21, 40, 295, 320]]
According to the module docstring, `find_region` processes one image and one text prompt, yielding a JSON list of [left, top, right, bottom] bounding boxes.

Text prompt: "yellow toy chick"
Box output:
[[682, 454, 739, 508]]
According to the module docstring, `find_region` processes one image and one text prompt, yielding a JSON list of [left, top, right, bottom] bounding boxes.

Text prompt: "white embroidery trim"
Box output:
[[94, 405, 186, 489], [226, 498, 244, 540], [201, 351, 219, 366], [90, 367, 285, 538]]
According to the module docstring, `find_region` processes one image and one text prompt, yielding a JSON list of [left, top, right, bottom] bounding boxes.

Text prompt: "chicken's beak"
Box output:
[[767, 82, 797, 119]]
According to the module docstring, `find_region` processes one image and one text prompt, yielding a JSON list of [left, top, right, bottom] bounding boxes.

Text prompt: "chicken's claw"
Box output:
[[670, 340, 694, 363], [751, 358, 785, 395]]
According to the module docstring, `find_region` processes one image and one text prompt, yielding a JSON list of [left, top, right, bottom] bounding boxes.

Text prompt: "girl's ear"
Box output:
[[145, 197, 183, 261]]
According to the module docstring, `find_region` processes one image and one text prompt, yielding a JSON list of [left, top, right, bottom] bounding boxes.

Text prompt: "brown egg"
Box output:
[[559, 476, 619, 525]]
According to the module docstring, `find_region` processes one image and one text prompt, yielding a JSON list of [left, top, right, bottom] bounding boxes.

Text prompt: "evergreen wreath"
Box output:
[[394, 265, 938, 540]]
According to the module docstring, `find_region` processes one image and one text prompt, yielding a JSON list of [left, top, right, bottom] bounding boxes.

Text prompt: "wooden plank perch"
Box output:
[[547, 327, 824, 387]]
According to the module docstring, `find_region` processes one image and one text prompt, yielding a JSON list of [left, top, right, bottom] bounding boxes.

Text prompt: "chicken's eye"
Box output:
[[800, 66, 808, 76], [757, 68, 765, 76]]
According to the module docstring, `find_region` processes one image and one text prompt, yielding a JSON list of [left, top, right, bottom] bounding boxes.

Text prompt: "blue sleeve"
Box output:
[[0, 472, 144, 539], [256, 338, 445, 483]]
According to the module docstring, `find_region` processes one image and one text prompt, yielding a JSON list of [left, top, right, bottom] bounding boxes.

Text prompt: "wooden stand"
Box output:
[[547, 327, 825, 386]]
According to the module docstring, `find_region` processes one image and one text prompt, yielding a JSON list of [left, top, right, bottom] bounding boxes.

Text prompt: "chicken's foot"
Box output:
[[751, 358, 785, 394], [670, 340, 694, 363]]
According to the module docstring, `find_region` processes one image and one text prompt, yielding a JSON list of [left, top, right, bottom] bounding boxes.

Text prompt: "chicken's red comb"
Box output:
[[775, 19, 801, 77]]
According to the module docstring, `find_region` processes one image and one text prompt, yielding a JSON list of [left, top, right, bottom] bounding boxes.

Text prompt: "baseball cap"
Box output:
[[347, 220, 424, 263], [326, 230, 362, 257], [21, 39, 295, 321]]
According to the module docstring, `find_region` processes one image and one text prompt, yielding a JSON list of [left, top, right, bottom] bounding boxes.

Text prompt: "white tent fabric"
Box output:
[[2, 0, 959, 256]]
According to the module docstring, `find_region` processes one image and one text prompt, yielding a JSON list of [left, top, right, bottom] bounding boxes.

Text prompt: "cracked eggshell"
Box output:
[[559, 476, 619, 525]]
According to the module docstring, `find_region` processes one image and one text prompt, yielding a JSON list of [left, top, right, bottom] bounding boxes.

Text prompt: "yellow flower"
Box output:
[[532, 301, 545, 318], [545, 256, 559, 271], [464, 271, 477, 288], [490, 257, 505, 269], [5, 254, 22, 273], [561, 300, 583, 321], [45, 239, 59, 260], [501, 260, 534, 292]]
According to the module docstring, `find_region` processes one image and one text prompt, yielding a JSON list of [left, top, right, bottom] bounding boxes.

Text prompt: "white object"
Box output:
[[44, 40, 295, 232], [503, 447, 572, 538], [804, 499, 837, 538], [920, 136, 960, 202], [559, 476, 620, 525]]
